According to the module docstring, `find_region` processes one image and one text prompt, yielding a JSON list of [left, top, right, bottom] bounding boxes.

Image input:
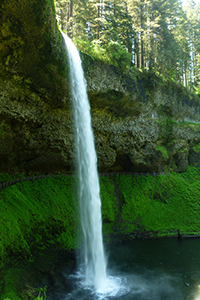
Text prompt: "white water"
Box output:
[[62, 32, 107, 291]]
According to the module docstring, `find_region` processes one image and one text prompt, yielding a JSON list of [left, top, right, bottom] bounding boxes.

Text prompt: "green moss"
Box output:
[[0, 175, 77, 299], [1, 268, 22, 300], [0, 0, 69, 107], [156, 145, 169, 159], [2, 167, 200, 297], [0, 174, 11, 182], [193, 143, 200, 154], [0, 176, 76, 264], [99, 168, 200, 236], [100, 177, 118, 234], [0, 173, 26, 182], [89, 91, 142, 118], [2, 168, 200, 262]]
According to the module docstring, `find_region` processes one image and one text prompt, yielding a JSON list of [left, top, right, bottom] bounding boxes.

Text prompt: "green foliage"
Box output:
[[100, 177, 118, 234], [2, 168, 200, 260], [100, 167, 200, 236], [74, 38, 132, 70], [1, 268, 22, 300], [0, 173, 26, 182], [35, 286, 47, 300], [2, 286, 47, 300], [193, 143, 200, 154], [0, 174, 11, 182], [156, 146, 169, 159], [0, 176, 76, 265], [2, 168, 200, 297], [56, 0, 200, 92], [0, 175, 76, 299], [195, 85, 200, 96]]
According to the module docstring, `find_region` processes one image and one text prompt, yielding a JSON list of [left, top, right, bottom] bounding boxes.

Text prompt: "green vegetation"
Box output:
[[2, 167, 200, 298], [100, 167, 200, 237], [1, 167, 200, 258], [75, 38, 132, 71], [89, 91, 142, 118], [0, 175, 76, 259], [193, 143, 200, 154], [55, 0, 200, 93], [156, 146, 169, 160], [2, 286, 47, 300], [0, 175, 76, 299], [0, 0, 69, 108]]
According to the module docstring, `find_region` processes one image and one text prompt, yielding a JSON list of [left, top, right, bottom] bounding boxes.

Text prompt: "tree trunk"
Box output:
[[140, 0, 144, 68], [97, 0, 100, 39], [70, 0, 73, 38], [149, 13, 154, 73]]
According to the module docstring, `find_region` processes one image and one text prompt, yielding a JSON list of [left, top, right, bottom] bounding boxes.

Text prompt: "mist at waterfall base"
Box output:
[[62, 33, 200, 300], [51, 238, 200, 300]]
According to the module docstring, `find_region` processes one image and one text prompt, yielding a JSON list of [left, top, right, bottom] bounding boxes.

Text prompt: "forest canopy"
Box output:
[[54, 0, 200, 94]]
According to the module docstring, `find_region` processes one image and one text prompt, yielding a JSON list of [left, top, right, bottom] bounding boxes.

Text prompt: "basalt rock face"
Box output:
[[83, 58, 200, 173], [0, 1, 200, 175], [0, 0, 73, 174], [92, 111, 200, 173]]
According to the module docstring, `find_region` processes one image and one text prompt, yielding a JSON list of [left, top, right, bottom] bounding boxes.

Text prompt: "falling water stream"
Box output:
[[62, 32, 107, 292]]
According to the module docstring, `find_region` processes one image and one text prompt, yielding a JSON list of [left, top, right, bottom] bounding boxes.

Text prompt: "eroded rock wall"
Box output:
[[83, 58, 200, 173], [0, 0, 73, 174], [1, 0, 200, 175]]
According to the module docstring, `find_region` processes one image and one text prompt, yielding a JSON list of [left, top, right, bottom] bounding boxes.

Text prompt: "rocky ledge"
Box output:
[[0, 0, 200, 175]]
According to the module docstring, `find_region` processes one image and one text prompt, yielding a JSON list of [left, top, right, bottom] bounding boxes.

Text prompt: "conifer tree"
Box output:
[[183, 0, 200, 89], [54, 0, 200, 91], [127, 0, 147, 68], [55, 0, 73, 36]]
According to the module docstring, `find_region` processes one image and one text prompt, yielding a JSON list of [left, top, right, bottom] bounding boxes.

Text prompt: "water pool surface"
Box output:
[[58, 238, 200, 300]]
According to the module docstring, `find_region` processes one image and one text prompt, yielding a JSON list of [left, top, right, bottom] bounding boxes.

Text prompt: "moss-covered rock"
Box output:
[[0, 0, 68, 104], [1, 0, 200, 175], [0, 0, 74, 175], [84, 59, 200, 173]]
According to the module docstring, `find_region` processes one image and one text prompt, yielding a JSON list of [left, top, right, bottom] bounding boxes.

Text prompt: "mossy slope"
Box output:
[[0, 176, 76, 259], [0, 176, 77, 299], [101, 167, 200, 237], [1, 167, 200, 262], [1, 167, 200, 298]]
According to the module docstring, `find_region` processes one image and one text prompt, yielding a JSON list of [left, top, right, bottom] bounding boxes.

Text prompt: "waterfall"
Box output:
[[62, 33, 107, 291]]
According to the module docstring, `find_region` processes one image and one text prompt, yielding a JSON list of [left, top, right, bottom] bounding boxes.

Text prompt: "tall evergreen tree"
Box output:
[[55, 0, 200, 91], [127, 0, 147, 68], [183, 0, 200, 89]]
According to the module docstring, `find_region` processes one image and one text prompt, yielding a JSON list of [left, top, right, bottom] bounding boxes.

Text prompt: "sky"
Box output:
[[182, 0, 200, 5]]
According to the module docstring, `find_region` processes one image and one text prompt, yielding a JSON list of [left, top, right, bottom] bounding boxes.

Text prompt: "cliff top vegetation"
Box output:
[[55, 0, 200, 97]]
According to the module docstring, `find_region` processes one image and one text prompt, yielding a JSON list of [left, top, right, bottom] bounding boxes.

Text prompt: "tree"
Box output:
[[183, 0, 200, 89], [55, 0, 73, 37], [54, 0, 200, 91], [127, 0, 147, 68]]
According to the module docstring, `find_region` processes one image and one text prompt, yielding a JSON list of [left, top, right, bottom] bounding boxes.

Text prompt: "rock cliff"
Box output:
[[0, 0, 200, 175], [84, 58, 200, 173]]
